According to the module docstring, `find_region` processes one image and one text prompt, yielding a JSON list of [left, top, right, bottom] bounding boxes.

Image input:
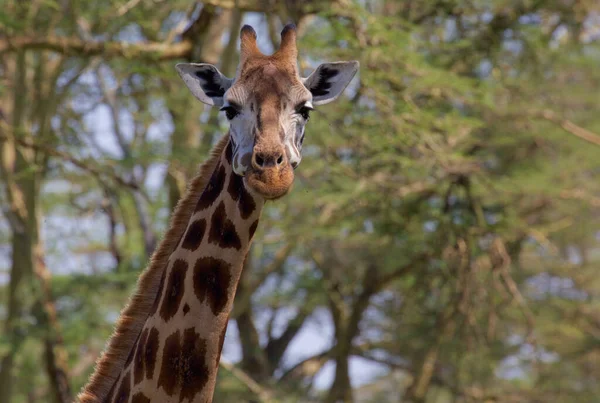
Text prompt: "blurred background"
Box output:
[[1, 1, 599, 402]]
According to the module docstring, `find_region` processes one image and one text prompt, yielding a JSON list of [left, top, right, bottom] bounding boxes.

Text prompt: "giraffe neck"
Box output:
[[106, 138, 264, 403]]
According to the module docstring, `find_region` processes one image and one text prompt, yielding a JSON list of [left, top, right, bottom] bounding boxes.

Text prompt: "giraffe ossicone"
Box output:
[[79, 23, 358, 403]]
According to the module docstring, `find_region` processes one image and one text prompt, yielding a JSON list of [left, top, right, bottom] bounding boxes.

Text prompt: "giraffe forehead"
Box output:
[[229, 60, 308, 106], [263, 63, 278, 75], [239, 54, 295, 77]]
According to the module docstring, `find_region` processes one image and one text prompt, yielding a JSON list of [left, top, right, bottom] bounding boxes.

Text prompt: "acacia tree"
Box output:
[[1, 1, 599, 403], [279, 2, 600, 402], [0, 1, 352, 401]]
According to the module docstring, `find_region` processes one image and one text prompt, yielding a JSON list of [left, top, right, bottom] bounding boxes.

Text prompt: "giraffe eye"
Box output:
[[220, 106, 239, 120], [297, 106, 312, 120], [296, 102, 313, 121]]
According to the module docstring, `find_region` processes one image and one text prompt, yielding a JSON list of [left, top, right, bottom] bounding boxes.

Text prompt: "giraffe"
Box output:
[[78, 24, 358, 403]]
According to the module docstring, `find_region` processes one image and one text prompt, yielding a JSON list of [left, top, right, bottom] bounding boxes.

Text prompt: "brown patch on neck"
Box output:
[[78, 135, 231, 403], [132, 392, 151, 403], [159, 259, 189, 322], [156, 328, 210, 401], [193, 256, 233, 316], [208, 201, 242, 250], [133, 328, 149, 385]]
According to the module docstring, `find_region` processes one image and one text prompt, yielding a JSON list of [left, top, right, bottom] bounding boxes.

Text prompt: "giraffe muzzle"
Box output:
[[245, 159, 294, 200]]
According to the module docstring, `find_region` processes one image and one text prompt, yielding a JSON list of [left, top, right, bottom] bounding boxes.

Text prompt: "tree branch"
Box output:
[[219, 359, 275, 402], [538, 109, 600, 147], [278, 349, 333, 383], [0, 1, 349, 61], [0, 129, 141, 192], [265, 309, 310, 371], [251, 243, 293, 291], [231, 243, 292, 319], [0, 36, 193, 60], [559, 188, 600, 207], [377, 254, 430, 289]]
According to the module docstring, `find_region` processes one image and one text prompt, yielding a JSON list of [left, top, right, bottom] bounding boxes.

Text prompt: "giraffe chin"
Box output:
[[245, 165, 294, 200]]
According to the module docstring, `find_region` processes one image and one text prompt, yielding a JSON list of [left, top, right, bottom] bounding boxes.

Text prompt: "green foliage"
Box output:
[[0, 1, 599, 402]]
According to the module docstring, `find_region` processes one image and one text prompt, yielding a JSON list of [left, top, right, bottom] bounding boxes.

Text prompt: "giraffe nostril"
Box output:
[[252, 149, 285, 169]]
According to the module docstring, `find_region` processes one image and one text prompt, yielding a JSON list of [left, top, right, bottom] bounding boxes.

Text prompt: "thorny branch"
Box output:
[[538, 109, 600, 147], [0, 129, 142, 193], [0, 1, 350, 61], [0, 36, 194, 60], [491, 238, 536, 342]]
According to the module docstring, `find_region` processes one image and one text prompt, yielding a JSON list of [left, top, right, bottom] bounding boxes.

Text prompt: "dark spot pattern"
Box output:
[[227, 167, 256, 219], [208, 202, 242, 250], [193, 256, 232, 316], [249, 220, 259, 239], [157, 330, 181, 396], [150, 269, 167, 315], [134, 328, 149, 384], [195, 67, 224, 98], [180, 328, 210, 402], [159, 259, 188, 321], [239, 188, 256, 220], [113, 370, 131, 403], [310, 66, 339, 97], [248, 220, 258, 240], [132, 392, 151, 403], [227, 170, 243, 202], [157, 329, 210, 401], [145, 327, 160, 379], [182, 303, 190, 315], [195, 164, 226, 211], [181, 219, 207, 251]]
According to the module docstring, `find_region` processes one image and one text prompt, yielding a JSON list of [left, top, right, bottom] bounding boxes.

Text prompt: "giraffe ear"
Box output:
[[175, 63, 233, 107], [302, 61, 359, 105]]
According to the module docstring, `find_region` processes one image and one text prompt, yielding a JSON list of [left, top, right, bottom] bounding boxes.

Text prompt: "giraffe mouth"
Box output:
[[245, 165, 295, 200]]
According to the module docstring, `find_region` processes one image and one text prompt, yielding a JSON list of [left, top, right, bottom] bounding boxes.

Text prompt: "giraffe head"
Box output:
[[176, 24, 358, 200]]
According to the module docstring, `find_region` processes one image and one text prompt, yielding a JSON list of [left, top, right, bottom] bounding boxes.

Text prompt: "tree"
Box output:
[[1, 1, 599, 402]]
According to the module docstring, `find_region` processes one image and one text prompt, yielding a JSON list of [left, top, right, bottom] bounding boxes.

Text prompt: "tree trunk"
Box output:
[[325, 352, 353, 403], [0, 222, 73, 403], [404, 345, 441, 403], [165, 6, 232, 211], [35, 242, 74, 403], [324, 305, 356, 403], [0, 229, 33, 402], [323, 264, 377, 403], [404, 309, 456, 403], [0, 47, 72, 402], [234, 251, 270, 382]]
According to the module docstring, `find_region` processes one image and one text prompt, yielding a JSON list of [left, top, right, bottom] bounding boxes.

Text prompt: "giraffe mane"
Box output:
[[78, 134, 231, 403]]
